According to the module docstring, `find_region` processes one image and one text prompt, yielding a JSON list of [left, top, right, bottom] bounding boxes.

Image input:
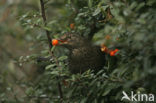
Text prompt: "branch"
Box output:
[[40, 0, 52, 49], [39, 0, 63, 101]]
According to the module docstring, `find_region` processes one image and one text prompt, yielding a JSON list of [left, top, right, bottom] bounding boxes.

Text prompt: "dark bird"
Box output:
[[57, 34, 106, 74]]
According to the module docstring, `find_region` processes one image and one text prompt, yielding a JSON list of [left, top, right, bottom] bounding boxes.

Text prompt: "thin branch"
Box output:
[[39, 0, 63, 101], [40, 0, 52, 49]]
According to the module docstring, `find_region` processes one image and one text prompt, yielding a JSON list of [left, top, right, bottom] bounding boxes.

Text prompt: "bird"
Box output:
[[56, 33, 106, 74]]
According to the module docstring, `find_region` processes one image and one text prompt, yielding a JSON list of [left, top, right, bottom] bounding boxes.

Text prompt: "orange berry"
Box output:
[[114, 49, 119, 53], [116, 37, 119, 40], [52, 39, 59, 46], [105, 35, 111, 40], [70, 23, 75, 29], [101, 46, 108, 53], [62, 80, 68, 86], [110, 50, 116, 56]]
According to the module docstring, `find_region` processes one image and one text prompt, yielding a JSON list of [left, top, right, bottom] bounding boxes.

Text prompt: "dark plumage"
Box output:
[[58, 34, 105, 74]]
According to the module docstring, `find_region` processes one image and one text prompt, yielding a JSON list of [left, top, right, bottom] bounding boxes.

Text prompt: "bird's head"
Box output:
[[54, 34, 89, 49]]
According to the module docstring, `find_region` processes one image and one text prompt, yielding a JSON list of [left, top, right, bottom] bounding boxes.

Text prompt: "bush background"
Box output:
[[0, 0, 156, 103]]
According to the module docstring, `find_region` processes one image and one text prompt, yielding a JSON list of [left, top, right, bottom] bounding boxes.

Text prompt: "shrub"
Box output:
[[0, 0, 156, 103]]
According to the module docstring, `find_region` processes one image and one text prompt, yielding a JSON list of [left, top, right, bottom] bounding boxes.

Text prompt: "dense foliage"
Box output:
[[0, 0, 156, 103]]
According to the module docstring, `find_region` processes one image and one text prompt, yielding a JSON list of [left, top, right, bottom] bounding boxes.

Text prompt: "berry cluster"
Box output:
[[101, 45, 119, 56]]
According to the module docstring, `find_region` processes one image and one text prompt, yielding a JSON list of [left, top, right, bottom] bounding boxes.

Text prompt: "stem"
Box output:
[[40, 0, 52, 49], [39, 0, 63, 101]]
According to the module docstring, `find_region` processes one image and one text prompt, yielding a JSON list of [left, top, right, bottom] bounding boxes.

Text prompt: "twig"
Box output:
[[39, 0, 63, 101], [40, 0, 52, 49]]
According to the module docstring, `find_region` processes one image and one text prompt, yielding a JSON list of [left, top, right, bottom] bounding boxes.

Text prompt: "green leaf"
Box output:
[[51, 46, 56, 52], [92, 7, 101, 16], [25, 87, 34, 95], [88, 0, 92, 8], [58, 56, 68, 61], [80, 98, 87, 103], [101, 5, 108, 11], [68, 0, 71, 4], [102, 89, 111, 96], [50, 71, 59, 75], [41, 49, 49, 55], [42, 26, 52, 31], [45, 64, 56, 70]]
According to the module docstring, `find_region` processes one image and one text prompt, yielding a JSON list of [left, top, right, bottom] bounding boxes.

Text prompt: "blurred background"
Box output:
[[1, 0, 73, 102], [0, 0, 56, 102], [0, 0, 35, 101]]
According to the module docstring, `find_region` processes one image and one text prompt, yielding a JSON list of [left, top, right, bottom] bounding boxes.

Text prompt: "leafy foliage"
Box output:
[[0, 0, 156, 103]]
